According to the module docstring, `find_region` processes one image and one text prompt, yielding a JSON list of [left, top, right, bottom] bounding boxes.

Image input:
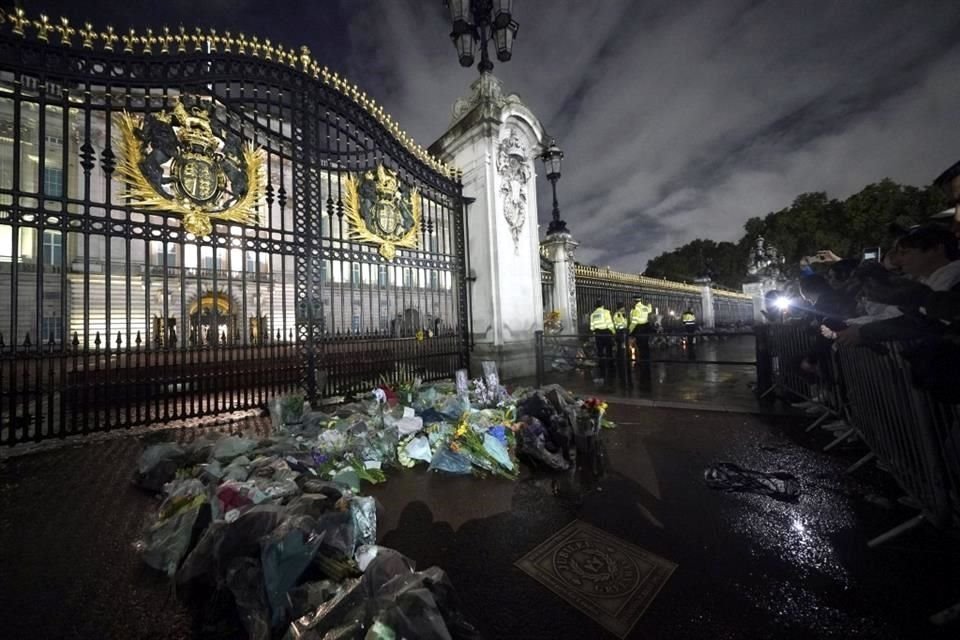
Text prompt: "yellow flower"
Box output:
[[415, 330, 425, 342], [455, 424, 468, 438]]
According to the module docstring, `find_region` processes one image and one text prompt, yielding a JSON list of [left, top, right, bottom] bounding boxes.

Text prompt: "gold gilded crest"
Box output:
[[343, 164, 421, 260], [115, 96, 266, 236]]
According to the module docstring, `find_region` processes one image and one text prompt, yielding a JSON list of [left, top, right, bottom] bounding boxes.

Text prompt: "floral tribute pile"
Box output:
[[131, 364, 613, 639]]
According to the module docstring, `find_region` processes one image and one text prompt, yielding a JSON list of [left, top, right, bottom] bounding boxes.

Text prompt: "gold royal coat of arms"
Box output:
[[344, 164, 421, 260], [116, 96, 266, 237]]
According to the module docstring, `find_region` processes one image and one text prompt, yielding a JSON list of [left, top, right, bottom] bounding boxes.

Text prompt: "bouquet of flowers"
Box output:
[[394, 377, 422, 406], [544, 310, 563, 334], [581, 397, 615, 429], [449, 416, 518, 479], [576, 397, 610, 476]]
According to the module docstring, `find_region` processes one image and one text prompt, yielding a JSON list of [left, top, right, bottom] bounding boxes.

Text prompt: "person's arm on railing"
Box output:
[[856, 261, 960, 325], [918, 289, 960, 324]]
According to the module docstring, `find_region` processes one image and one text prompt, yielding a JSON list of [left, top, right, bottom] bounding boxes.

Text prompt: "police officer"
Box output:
[[681, 308, 697, 334], [589, 299, 615, 381], [613, 301, 629, 374], [629, 296, 653, 367], [681, 307, 698, 352]]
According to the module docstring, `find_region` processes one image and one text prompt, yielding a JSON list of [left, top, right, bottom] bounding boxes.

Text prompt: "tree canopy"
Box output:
[[644, 179, 948, 288]]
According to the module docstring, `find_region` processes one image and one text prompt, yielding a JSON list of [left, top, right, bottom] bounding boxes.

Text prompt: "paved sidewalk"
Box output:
[[0, 405, 957, 639]]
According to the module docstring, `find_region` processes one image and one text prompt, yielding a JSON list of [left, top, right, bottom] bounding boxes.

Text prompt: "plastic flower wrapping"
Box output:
[[131, 362, 614, 640]]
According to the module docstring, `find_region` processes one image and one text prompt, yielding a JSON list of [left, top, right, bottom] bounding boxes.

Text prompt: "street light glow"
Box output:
[[774, 296, 791, 310]]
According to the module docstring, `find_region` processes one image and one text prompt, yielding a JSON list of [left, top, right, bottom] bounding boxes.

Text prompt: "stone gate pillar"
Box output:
[[541, 232, 578, 331], [698, 280, 716, 329], [430, 73, 547, 378]]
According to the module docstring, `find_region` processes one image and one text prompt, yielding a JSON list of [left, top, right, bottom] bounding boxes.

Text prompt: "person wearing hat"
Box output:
[[629, 295, 653, 370], [589, 299, 615, 381], [612, 301, 629, 374]]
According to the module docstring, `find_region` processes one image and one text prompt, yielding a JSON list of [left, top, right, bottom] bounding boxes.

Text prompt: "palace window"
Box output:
[[41, 315, 63, 343], [377, 265, 389, 287], [42, 166, 63, 198], [351, 263, 361, 286], [151, 242, 177, 267], [42, 230, 62, 268]]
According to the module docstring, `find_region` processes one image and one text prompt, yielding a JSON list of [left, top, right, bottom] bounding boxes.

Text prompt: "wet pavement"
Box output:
[[1, 404, 958, 639], [536, 334, 766, 412]]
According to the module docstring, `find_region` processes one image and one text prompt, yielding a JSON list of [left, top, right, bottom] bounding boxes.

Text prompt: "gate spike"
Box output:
[[94, 331, 101, 347], [23, 332, 31, 347], [0, 332, 4, 347], [116, 331, 122, 348], [135, 331, 142, 347], [72, 331, 79, 348], [48, 332, 55, 346]]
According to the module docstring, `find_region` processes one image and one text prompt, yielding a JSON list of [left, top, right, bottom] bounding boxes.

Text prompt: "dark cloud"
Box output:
[[24, 0, 960, 272]]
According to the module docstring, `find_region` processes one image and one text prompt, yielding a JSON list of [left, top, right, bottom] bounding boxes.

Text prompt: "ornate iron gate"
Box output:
[[0, 11, 468, 445]]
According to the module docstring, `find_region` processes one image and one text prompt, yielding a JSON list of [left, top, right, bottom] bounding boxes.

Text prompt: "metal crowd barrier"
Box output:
[[758, 324, 849, 436], [837, 343, 956, 543], [758, 324, 960, 548]]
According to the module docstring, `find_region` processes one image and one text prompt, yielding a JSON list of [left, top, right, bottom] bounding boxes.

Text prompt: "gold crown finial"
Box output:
[[9, 8, 29, 36], [101, 25, 118, 52], [122, 27, 137, 53], [176, 25, 187, 53], [159, 26, 171, 54], [57, 17, 76, 46], [142, 27, 155, 54], [79, 22, 96, 49], [34, 14, 54, 42]]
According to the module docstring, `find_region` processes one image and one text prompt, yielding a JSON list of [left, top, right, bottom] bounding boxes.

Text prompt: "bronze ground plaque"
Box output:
[[515, 520, 677, 638]]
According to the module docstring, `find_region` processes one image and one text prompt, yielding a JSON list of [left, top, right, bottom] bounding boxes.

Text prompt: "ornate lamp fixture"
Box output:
[[540, 138, 567, 235], [445, 0, 519, 73]]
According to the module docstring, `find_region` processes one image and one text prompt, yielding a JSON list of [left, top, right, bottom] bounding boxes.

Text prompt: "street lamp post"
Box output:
[[540, 138, 567, 235], [445, 0, 519, 73]]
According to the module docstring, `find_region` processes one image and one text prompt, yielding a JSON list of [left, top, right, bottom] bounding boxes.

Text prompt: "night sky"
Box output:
[[22, 0, 960, 273]]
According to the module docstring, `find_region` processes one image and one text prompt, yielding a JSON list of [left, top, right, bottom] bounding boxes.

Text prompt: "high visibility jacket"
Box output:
[[629, 302, 652, 332], [681, 312, 696, 325], [613, 311, 628, 331], [590, 307, 615, 333]]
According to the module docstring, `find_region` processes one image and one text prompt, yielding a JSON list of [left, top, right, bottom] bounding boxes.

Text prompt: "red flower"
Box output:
[[377, 384, 398, 406]]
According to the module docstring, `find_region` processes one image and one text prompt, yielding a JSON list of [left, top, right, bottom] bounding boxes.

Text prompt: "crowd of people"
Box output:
[[763, 159, 960, 412]]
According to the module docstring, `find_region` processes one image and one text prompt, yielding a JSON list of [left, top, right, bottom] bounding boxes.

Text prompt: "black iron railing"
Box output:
[[756, 324, 960, 552], [534, 329, 758, 388]]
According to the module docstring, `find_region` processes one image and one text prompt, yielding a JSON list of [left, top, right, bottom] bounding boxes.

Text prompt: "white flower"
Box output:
[[371, 388, 387, 404]]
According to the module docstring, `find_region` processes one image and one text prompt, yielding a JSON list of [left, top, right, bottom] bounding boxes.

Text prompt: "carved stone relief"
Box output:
[[496, 128, 530, 254]]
